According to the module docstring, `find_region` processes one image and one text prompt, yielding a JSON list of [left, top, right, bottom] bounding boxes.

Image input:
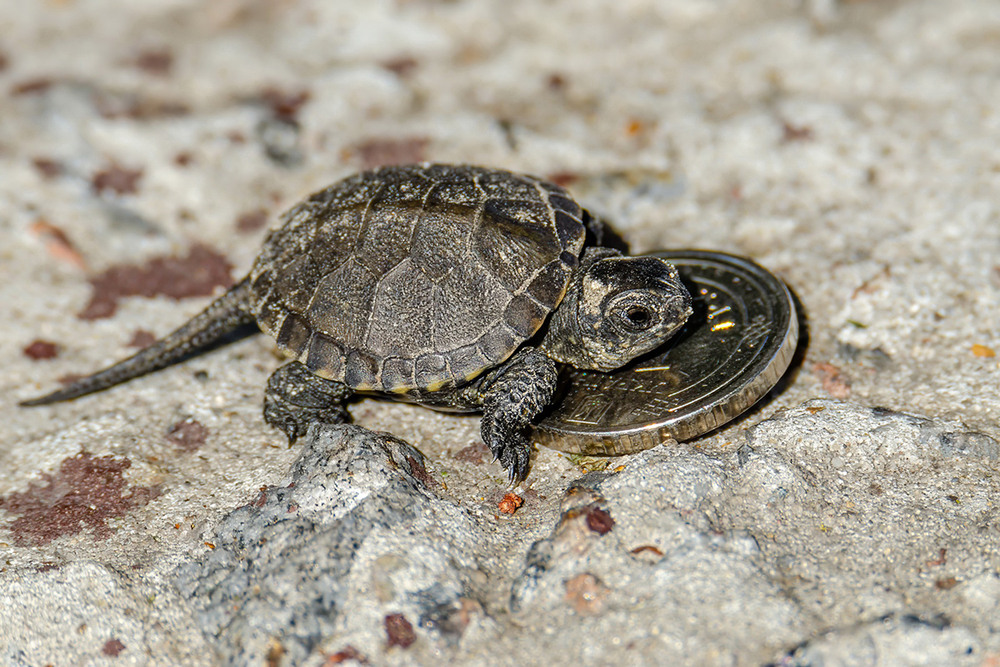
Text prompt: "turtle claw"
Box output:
[[506, 446, 531, 484], [487, 434, 530, 485], [263, 396, 348, 443], [507, 462, 527, 487], [263, 398, 308, 443]]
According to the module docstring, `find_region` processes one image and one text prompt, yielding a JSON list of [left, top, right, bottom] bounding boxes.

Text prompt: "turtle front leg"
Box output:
[[263, 361, 353, 442], [476, 348, 559, 483]]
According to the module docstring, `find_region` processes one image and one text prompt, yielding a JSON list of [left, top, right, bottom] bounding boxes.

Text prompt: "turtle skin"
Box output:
[[21, 164, 692, 482]]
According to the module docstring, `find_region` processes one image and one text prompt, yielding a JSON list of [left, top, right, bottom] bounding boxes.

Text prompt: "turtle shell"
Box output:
[[248, 164, 587, 393]]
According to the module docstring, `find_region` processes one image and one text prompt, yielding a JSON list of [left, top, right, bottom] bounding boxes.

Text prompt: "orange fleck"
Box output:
[[625, 119, 644, 136], [806, 406, 825, 415], [29, 219, 87, 270], [498, 492, 523, 514], [972, 344, 996, 358], [323, 645, 367, 665], [204, 542, 216, 550]]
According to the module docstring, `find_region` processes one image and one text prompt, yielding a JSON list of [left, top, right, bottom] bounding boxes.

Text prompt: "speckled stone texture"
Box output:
[[2, 1, 1000, 665], [174, 424, 486, 667]]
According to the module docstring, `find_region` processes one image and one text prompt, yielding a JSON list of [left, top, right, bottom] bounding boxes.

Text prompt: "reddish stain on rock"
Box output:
[[781, 121, 814, 143], [0, 452, 159, 546], [92, 164, 144, 196], [166, 418, 209, 452], [58, 372, 86, 386], [235, 209, 270, 233], [23, 339, 60, 360], [133, 49, 173, 76], [349, 137, 428, 170], [454, 442, 488, 465], [406, 455, 436, 488], [102, 639, 126, 657], [813, 361, 851, 399], [564, 573, 609, 615], [32, 157, 63, 179], [925, 548, 947, 568], [173, 152, 194, 167], [384, 613, 416, 649], [126, 329, 158, 348], [585, 505, 614, 535], [936, 577, 959, 590], [251, 488, 269, 508], [259, 87, 311, 120], [78, 243, 233, 320], [11, 77, 54, 96], [381, 56, 419, 77], [546, 171, 579, 188]]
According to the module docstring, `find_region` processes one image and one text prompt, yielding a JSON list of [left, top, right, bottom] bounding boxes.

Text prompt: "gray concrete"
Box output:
[[2, 1, 1000, 665]]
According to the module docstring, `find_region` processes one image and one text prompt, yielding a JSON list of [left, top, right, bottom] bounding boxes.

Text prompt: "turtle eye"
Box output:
[[614, 302, 655, 331], [624, 305, 651, 328]]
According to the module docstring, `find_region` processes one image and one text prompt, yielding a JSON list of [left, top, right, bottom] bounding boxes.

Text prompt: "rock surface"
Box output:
[[175, 425, 487, 666], [3, 1, 1000, 665]]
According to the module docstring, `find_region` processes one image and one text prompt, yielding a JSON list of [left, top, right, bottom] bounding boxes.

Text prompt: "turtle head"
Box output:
[[540, 248, 692, 371]]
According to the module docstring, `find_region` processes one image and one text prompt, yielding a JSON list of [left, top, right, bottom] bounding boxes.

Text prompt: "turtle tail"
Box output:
[[20, 277, 256, 406]]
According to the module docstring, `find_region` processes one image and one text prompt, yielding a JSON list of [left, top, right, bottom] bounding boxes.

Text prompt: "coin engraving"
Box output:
[[533, 250, 798, 455]]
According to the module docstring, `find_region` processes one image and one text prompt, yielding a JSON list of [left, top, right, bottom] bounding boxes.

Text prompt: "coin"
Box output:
[[533, 250, 798, 455]]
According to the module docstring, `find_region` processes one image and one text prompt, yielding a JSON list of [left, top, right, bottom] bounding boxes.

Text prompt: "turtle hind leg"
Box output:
[[474, 347, 558, 483], [264, 361, 353, 442]]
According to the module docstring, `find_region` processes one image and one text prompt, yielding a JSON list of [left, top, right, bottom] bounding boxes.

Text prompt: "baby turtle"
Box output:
[[22, 164, 691, 481]]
